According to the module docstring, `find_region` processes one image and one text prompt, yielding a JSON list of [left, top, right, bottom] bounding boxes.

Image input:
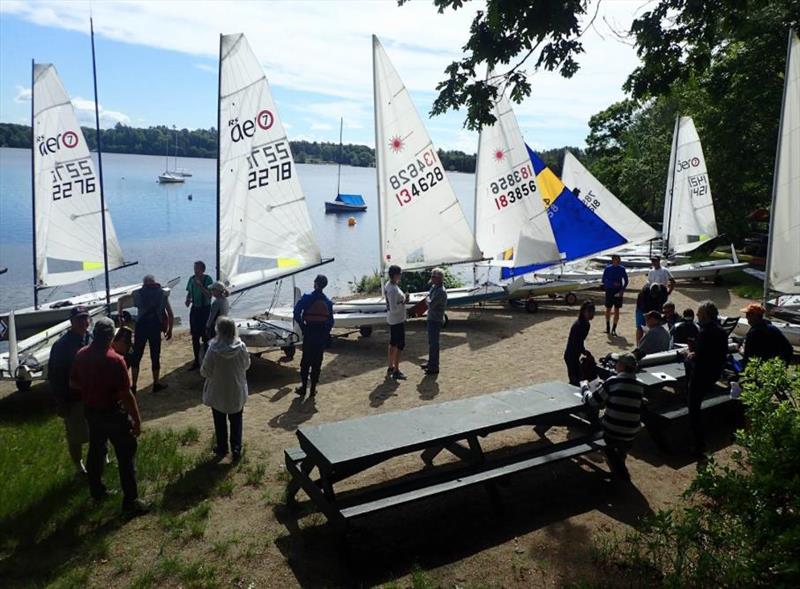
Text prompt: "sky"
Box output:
[[0, 0, 646, 152]]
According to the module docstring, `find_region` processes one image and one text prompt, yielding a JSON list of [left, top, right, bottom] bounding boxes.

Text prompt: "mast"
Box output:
[[372, 36, 385, 275], [336, 117, 343, 196], [30, 59, 38, 310], [215, 33, 222, 281], [472, 99, 484, 288], [90, 18, 112, 309], [763, 30, 795, 306], [663, 114, 680, 256]]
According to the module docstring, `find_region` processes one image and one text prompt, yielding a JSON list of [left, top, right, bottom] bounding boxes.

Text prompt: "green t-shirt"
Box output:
[[186, 274, 213, 307]]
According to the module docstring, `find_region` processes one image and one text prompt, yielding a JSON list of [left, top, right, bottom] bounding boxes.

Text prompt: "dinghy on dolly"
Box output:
[[214, 33, 332, 357], [0, 59, 139, 342]]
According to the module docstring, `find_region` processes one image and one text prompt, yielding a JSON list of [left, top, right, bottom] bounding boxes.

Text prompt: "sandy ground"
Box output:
[[0, 276, 750, 587]]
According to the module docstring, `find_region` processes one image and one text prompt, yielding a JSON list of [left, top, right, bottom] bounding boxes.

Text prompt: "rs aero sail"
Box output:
[[216, 33, 332, 352]]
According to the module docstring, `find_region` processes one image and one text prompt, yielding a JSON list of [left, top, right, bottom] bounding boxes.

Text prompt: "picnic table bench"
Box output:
[[285, 382, 602, 532]]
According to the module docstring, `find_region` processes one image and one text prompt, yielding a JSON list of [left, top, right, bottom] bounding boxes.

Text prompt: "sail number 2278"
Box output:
[[246, 139, 292, 191]]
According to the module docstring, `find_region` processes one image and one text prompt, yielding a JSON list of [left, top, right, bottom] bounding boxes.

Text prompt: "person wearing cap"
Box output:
[[47, 306, 92, 477], [581, 352, 645, 481], [635, 311, 671, 359], [671, 308, 699, 345], [185, 261, 214, 370], [384, 265, 410, 380], [293, 275, 334, 397], [635, 283, 667, 344], [601, 254, 628, 336], [741, 303, 793, 366], [118, 275, 174, 393], [684, 300, 728, 455], [70, 317, 148, 515], [421, 268, 448, 375], [647, 256, 675, 295], [205, 281, 230, 342]]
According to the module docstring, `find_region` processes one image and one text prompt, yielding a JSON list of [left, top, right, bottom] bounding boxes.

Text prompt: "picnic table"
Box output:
[[285, 381, 602, 532]]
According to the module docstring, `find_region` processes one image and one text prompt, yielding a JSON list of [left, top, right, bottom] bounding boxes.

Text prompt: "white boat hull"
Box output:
[[536, 260, 748, 282], [237, 318, 301, 351], [732, 317, 800, 348], [1, 283, 141, 341]]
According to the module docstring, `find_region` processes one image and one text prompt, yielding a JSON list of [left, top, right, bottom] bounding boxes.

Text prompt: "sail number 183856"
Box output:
[[491, 164, 536, 210]]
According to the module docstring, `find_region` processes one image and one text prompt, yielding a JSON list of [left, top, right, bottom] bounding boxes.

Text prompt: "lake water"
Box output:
[[0, 147, 478, 323]]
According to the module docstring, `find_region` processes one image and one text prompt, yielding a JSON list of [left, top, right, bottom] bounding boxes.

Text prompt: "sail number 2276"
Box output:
[[50, 158, 96, 201]]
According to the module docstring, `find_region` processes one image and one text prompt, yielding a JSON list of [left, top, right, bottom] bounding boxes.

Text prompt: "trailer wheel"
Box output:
[[564, 292, 578, 306], [713, 274, 724, 286], [16, 380, 31, 393], [442, 313, 449, 329], [281, 345, 296, 361], [525, 299, 539, 313], [359, 326, 373, 338]]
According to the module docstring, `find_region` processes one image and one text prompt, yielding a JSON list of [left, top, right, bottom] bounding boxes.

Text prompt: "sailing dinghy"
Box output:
[[213, 33, 332, 353], [0, 60, 138, 343], [735, 30, 800, 342], [269, 35, 503, 333], [324, 118, 367, 213]]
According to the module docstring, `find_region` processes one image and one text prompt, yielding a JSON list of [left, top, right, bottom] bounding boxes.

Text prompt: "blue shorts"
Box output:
[[635, 309, 646, 329]]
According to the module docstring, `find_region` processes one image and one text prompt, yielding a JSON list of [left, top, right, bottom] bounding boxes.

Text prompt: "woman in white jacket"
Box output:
[[201, 316, 250, 461]]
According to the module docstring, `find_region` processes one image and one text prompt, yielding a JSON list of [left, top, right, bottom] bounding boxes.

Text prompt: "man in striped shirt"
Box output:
[[581, 352, 644, 481]]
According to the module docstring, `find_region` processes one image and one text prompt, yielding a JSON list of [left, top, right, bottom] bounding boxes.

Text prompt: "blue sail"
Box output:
[[502, 145, 627, 278]]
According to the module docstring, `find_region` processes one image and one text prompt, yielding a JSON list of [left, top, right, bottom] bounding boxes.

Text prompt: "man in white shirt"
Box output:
[[647, 256, 676, 295], [384, 265, 409, 380]]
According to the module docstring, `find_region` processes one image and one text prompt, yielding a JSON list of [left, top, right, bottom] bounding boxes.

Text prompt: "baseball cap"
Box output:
[[70, 306, 90, 319], [92, 317, 116, 339], [617, 352, 638, 372], [742, 303, 766, 316]]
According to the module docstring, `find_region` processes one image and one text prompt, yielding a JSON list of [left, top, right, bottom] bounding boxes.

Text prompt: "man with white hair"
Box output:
[[421, 268, 447, 375], [117, 275, 174, 393]]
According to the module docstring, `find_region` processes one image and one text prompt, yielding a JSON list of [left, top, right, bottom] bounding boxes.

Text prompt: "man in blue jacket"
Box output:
[[293, 275, 334, 397], [601, 254, 628, 336]]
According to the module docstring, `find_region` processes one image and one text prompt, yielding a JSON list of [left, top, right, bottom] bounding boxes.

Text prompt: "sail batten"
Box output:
[[373, 36, 481, 272], [765, 30, 800, 296], [663, 116, 718, 254], [32, 63, 125, 288], [218, 33, 323, 293]]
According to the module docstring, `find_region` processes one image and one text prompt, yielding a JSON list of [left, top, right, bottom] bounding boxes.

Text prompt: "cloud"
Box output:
[[309, 122, 333, 131], [71, 96, 131, 128], [1, 0, 643, 148], [14, 85, 31, 103]]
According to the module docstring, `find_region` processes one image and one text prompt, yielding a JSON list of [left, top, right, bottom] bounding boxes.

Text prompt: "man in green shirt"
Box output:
[[186, 260, 213, 369]]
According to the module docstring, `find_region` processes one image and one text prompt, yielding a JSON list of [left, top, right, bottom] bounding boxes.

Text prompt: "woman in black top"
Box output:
[[564, 301, 596, 385]]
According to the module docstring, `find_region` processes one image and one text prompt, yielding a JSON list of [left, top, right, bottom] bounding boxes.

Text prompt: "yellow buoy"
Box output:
[[348, 217, 357, 226]]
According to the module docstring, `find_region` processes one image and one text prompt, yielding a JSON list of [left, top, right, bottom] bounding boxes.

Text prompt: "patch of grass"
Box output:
[[160, 500, 212, 541], [410, 565, 437, 589], [178, 426, 200, 445], [137, 556, 218, 589], [352, 271, 383, 294], [244, 463, 267, 486], [215, 477, 235, 498], [210, 534, 240, 557], [721, 270, 762, 299], [129, 569, 156, 589], [44, 566, 90, 589]]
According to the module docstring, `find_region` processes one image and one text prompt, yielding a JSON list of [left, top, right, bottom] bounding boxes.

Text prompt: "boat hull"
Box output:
[[324, 201, 367, 213], [732, 317, 800, 348]]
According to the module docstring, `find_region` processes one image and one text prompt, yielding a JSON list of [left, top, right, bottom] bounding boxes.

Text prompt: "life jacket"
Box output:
[[304, 298, 330, 325]]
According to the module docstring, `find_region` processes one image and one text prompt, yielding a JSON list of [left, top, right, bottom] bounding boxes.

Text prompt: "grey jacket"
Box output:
[[426, 284, 447, 323]]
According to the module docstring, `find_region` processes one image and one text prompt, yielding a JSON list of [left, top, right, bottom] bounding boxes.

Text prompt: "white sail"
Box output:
[[33, 63, 124, 287], [663, 116, 718, 254], [218, 34, 322, 292], [373, 35, 481, 272], [475, 90, 560, 267], [766, 30, 800, 295], [562, 150, 659, 248]]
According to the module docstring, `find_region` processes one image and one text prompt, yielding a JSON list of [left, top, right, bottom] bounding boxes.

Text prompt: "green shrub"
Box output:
[[592, 359, 800, 587], [352, 267, 464, 295]]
